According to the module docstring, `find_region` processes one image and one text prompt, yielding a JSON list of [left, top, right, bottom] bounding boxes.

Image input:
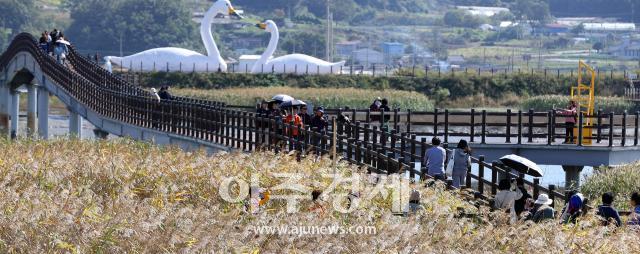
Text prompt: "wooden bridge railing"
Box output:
[[233, 107, 639, 148], [1, 33, 573, 209]]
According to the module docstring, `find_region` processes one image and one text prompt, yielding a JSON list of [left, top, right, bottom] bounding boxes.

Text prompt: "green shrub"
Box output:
[[521, 95, 634, 113], [173, 87, 434, 111], [582, 163, 640, 210]]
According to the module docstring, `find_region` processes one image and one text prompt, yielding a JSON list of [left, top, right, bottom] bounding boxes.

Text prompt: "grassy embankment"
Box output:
[[0, 139, 639, 253], [139, 72, 636, 111], [173, 87, 434, 111]]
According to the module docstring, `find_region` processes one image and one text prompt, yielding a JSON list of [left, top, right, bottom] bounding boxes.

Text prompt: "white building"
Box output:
[[583, 23, 636, 32], [456, 6, 510, 17], [352, 49, 384, 68]]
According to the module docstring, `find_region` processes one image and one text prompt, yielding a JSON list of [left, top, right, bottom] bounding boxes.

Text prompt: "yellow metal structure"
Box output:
[[570, 61, 596, 145]]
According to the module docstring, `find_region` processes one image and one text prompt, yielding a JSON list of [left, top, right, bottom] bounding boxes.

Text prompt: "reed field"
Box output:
[[0, 138, 639, 253], [582, 164, 640, 211], [172, 87, 435, 111]]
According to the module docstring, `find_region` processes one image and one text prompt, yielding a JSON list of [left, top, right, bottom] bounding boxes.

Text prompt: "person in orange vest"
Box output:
[[285, 107, 304, 138]]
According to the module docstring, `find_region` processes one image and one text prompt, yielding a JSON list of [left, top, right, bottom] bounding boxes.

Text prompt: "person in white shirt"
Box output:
[[493, 178, 523, 224]]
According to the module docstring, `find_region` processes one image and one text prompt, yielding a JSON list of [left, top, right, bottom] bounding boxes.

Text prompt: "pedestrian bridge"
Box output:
[[1, 33, 639, 211]]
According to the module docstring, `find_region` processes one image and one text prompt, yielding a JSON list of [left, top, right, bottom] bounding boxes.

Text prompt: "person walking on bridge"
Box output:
[[53, 35, 70, 65], [423, 137, 447, 181], [158, 86, 173, 101], [451, 139, 471, 188]]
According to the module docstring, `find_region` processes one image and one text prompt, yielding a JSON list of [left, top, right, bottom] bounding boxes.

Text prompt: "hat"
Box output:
[[151, 88, 157, 93], [534, 194, 553, 205], [317, 106, 325, 114]]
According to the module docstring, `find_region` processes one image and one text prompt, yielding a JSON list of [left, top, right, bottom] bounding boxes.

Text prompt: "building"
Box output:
[[335, 41, 361, 57], [400, 52, 435, 66], [607, 40, 640, 60], [447, 55, 466, 65], [555, 17, 598, 27], [456, 6, 510, 17], [352, 48, 384, 68], [381, 42, 405, 65], [540, 23, 571, 35], [478, 24, 496, 31], [381, 42, 405, 57], [583, 23, 636, 32]]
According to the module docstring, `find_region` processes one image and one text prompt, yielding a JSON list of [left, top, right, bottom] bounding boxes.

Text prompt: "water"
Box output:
[[17, 114, 101, 139], [413, 135, 595, 188], [405, 163, 593, 188]]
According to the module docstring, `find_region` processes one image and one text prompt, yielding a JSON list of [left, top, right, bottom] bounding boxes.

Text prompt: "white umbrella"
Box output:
[[499, 154, 543, 177], [272, 94, 294, 102], [56, 39, 71, 46], [279, 99, 306, 108]]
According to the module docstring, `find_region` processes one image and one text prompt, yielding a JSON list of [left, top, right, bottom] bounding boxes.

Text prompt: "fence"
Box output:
[[85, 53, 640, 80], [229, 107, 640, 148]]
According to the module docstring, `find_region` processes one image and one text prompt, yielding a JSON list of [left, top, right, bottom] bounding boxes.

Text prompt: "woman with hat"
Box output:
[[531, 194, 556, 223]]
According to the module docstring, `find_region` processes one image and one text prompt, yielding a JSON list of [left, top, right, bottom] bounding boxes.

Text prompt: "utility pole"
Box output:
[[326, 0, 333, 62]]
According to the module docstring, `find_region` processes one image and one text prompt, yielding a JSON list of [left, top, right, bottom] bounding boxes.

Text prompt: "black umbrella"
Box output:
[[499, 154, 544, 177], [279, 99, 307, 108]]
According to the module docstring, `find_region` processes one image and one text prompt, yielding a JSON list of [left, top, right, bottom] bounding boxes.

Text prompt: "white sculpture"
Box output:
[[105, 0, 240, 73], [251, 20, 346, 74]]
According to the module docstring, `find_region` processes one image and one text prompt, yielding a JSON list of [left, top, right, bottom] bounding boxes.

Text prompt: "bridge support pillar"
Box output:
[[37, 86, 49, 139], [26, 84, 37, 136], [562, 165, 584, 190], [10, 91, 19, 139], [69, 109, 82, 138], [0, 83, 10, 138]]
